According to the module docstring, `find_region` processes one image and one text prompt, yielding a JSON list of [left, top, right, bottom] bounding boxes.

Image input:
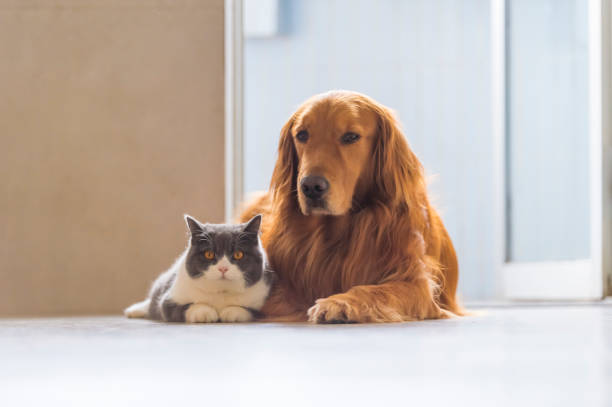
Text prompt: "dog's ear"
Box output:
[[372, 105, 426, 209], [270, 115, 298, 202]]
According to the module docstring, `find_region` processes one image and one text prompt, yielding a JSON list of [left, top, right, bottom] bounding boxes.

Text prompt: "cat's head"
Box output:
[[183, 214, 266, 289]]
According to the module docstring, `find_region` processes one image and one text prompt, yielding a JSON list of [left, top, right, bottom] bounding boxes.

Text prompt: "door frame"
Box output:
[[225, 0, 245, 222], [603, 0, 612, 296]]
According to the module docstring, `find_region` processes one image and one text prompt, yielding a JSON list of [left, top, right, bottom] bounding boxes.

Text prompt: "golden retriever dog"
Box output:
[[240, 90, 462, 323]]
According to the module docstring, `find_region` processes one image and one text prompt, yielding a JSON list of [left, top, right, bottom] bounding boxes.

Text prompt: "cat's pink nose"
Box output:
[[218, 266, 228, 274]]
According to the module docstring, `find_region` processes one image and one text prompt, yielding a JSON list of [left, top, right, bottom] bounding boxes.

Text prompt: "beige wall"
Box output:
[[0, 0, 226, 316]]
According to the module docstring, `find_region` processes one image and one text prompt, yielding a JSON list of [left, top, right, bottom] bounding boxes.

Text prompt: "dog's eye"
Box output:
[[296, 130, 309, 143], [341, 132, 361, 144]]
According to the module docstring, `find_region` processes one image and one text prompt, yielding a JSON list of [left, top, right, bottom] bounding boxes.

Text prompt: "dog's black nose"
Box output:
[[300, 176, 329, 200]]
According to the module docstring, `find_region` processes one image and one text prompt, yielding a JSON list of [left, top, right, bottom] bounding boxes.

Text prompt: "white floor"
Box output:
[[1, 303, 610, 407]]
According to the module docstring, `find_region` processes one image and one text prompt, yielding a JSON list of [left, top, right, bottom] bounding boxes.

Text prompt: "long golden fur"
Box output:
[[240, 91, 462, 323]]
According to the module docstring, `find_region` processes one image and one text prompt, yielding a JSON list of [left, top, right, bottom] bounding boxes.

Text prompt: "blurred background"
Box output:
[[0, 0, 610, 316]]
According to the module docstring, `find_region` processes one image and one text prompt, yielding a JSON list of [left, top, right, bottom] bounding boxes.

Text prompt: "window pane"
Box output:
[[506, 0, 590, 262]]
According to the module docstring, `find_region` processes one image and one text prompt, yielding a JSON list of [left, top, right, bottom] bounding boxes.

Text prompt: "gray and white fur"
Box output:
[[124, 214, 274, 323]]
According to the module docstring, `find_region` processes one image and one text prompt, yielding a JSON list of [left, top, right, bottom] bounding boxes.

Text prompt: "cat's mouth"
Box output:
[[204, 273, 237, 284], [214, 271, 238, 282]]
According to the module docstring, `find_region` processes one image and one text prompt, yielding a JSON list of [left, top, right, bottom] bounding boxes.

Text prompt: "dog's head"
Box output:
[[270, 91, 423, 216]]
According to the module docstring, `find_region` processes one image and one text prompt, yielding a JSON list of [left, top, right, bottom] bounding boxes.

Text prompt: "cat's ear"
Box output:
[[243, 214, 262, 235], [184, 214, 205, 235]]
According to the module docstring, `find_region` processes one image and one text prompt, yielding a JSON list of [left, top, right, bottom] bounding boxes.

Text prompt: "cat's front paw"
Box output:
[[219, 306, 253, 323], [185, 304, 219, 323], [124, 299, 150, 319]]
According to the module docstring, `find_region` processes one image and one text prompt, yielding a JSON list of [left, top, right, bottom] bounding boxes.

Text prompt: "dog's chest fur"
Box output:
[[264, 211, 397, 305]]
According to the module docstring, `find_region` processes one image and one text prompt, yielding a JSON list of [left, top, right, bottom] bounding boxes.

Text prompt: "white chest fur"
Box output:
[[168, 252, 269, 312]]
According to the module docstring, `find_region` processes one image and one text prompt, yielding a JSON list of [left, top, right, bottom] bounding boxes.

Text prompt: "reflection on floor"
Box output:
[[1, 303, 610, 407]]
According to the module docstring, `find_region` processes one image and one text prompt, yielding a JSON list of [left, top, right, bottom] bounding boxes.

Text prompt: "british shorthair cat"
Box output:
[[124, 214, 274, 323]]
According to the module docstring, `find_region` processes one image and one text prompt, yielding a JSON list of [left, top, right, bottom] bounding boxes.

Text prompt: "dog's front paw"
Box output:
[[219, 306, 253, 323], [307, 295, 361, 324], [185, 303, 219, 323]]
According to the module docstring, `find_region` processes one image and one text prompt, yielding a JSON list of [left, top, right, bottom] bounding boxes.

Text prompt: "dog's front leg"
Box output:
[[307, 279, 449, 323]]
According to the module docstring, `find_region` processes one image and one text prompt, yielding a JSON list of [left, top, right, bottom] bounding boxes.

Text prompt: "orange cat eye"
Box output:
[[233, 251, 244, 260], [204, 250, 215, 260]]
